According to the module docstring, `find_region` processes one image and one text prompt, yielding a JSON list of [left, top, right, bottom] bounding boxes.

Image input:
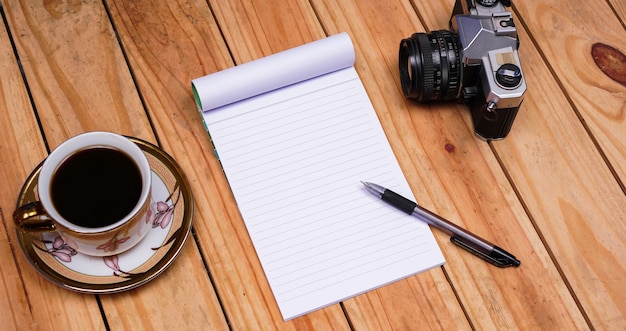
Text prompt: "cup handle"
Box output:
[[13, 202, 57, 232]]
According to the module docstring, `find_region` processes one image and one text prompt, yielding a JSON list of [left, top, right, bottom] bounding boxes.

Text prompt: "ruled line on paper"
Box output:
[[261, 214, 424, 268], [249, 173, 391, 238], [237, 149, 385, 205], [205, 74, 362, 139], [217, 94, 364, 148], [230, 134, 382, 193], [215, 98, 371, 176], [201, 66, 445, 320], [259, 217, 424, 281], [250, 180, 401, 245], [270, 236, 429, 292], [276, 237, 429, 292], [278, 245, 432, 303]]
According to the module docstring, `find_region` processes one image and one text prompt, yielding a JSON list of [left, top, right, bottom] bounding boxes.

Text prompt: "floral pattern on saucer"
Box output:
[[15, 137, 193, 293]]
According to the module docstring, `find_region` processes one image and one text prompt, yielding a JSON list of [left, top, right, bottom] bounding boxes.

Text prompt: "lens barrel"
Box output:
[[399, 30, 461, 102]]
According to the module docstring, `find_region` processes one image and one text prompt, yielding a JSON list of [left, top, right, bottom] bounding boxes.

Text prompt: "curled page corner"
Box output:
[[191, 32, 355, 112]]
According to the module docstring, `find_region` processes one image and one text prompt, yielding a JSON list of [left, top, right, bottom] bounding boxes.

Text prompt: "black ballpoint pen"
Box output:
[[362, 181, 520, 268]]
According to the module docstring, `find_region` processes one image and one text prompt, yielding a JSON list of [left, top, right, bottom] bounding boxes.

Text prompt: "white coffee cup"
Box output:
[[14, 132, 153, 256]]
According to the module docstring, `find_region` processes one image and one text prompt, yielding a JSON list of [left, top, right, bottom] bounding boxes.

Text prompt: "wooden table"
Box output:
[[1, 0, 624, 329]]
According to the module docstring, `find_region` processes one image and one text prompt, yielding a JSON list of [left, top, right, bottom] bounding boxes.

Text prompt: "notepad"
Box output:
[[192, 33, 445, 321]]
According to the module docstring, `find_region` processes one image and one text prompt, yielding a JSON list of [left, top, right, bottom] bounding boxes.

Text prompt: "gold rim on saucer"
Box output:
[[15, 137, 194, 294]]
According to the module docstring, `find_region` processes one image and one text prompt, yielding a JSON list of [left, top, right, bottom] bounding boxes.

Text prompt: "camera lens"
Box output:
[[399, 30, 461, 102]]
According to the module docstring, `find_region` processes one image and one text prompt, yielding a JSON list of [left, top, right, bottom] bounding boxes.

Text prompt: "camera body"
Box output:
[[399, 0, 526, 140]]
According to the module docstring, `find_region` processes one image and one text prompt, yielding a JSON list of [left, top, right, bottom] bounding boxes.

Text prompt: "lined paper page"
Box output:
[[202, 66, 445, 320]]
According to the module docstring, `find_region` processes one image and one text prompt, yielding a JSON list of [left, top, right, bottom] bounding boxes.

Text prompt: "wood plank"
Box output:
[[2, 0, 619, 329], [513, 0, 626, 182], [106, 0, 350, 328], [205, 0, 471, 328], [0, 9, 106, 331], [303, 1, 472, 329], [416, 0, 626, 329], [209, 0, 326, 62], [2, 0, 229, 329], [313, 0, 590, 329], [99, 241, 227, 330], [3, 0, 152, 146], [610, 0, 626, 21], [508, 1, 626, 328]]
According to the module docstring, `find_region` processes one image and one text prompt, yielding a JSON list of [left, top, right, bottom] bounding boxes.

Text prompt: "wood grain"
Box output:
[[3, 0, 152, 146], [514, 0, 626, 183], [0, 0, 624, 329], [610, 0, 626, 23], [99, 241, 227, 330], [106, 0, 349, 328], [416, 1, 626, 329], [507, 1, 626, 329], [209, 0, 325, 63], [2, 0, 228, 329], [314, 0, 589, 329], [0, 8, 105, 330]]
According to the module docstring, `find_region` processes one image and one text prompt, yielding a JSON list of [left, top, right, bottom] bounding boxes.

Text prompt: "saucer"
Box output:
[[15, 137, 194, 294]]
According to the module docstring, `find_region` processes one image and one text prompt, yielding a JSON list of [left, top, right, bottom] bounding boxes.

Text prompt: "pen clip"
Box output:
[[450, 237, 516, 268]]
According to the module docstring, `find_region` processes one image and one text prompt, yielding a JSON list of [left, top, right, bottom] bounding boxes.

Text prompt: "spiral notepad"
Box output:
[[192, 32, 445, 321]]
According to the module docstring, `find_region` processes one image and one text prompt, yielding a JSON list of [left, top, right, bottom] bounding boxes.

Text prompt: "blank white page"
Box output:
[[197, 34, 445, 321]]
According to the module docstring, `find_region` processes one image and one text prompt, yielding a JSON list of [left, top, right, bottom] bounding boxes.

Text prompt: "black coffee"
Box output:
[[51, 147, 143, 228]]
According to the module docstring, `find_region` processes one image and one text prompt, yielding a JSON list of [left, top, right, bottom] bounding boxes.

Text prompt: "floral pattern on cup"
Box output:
[[103, 255, 132, 278], [34, 236, 78, 263], [36, 189, 179, 277], [148, 201, 174, 229], [97, 233, 131, 253], [16, 136, 193, 293]]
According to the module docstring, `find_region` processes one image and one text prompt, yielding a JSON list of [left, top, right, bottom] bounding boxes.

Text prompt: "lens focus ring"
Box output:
[[399, 30, 461, 102], [416, 33, 435, 101]]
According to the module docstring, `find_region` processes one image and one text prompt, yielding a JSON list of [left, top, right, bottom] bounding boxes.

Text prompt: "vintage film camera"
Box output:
[[399, 0, 526, 140]]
